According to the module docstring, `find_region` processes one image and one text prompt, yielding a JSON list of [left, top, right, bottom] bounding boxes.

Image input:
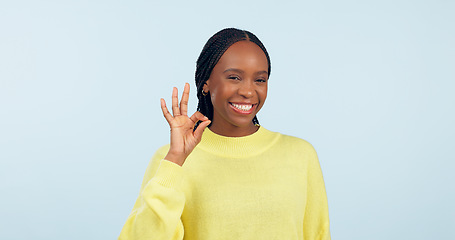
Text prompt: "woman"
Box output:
[[119, 28, 330, 240]]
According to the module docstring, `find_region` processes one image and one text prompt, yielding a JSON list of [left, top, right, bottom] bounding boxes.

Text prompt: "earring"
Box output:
[[253, 115, 260, 127], [202, 90, 208, 96]]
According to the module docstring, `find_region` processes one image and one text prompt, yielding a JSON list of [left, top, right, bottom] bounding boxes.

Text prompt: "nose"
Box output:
[[238, 80, 255, 98]]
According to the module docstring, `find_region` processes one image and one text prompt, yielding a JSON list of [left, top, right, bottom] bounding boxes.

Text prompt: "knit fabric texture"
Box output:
[[119, 127, 330, 240]]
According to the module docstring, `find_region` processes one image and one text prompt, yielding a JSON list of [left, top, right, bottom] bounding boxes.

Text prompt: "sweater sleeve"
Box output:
[[118, 146, 185, 240], [303, 142, 331, 240]]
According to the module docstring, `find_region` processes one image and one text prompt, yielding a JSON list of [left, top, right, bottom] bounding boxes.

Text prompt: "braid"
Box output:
[[195, 28, 271, 128]]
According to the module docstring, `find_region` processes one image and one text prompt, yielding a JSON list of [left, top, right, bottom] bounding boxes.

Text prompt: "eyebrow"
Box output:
[[223, 68, 244, 74], [223, 68, 268, 75]]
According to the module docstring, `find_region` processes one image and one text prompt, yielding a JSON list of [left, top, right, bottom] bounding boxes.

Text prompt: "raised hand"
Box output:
[[160, 83, 211, 166]]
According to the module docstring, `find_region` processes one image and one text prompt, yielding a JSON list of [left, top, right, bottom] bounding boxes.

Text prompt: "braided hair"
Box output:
[[195, 28, 271, 127]]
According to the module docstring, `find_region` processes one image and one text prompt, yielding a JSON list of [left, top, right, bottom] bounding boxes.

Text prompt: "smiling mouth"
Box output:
[[229, 103, 256, 113]]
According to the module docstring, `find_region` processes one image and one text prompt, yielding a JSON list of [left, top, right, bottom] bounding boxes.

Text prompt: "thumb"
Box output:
[[193, 119, 211, 142]]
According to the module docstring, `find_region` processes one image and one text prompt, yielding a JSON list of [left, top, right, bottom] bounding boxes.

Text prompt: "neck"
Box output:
[[208, 122, 259, 137], [198, 126, 280, 158]]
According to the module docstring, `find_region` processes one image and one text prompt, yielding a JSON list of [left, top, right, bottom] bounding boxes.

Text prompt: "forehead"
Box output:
[[215, 41, 268, 70]]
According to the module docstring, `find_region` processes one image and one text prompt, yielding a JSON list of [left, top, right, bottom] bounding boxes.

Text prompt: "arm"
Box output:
[[303, 143, 331, 240], [118, 152, 185, 240], [119, 83, 210, 239]]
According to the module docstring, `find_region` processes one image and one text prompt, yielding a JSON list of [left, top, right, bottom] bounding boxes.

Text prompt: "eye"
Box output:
[[228, 75, 240, 80], [256, 78, 267, 83]]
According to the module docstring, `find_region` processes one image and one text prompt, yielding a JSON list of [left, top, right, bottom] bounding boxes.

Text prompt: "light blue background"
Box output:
[[1, 0, 454, 239]]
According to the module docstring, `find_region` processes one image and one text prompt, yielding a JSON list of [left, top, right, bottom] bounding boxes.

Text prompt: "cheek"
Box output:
[[210, 87, 219, 101], [260, 86, 268, 102], [210, 84, 231, 102], [209, 87, 224, 106]]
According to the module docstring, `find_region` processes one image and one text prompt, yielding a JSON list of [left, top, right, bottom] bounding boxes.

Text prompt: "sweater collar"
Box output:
[[197, 126, 280, 158]]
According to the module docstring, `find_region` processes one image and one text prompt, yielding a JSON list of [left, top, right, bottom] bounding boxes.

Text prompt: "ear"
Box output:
[[202, 80, 210, 92]]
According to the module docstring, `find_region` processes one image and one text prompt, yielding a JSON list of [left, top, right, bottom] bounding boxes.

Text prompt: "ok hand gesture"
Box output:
[[160, 83, 211, 166]]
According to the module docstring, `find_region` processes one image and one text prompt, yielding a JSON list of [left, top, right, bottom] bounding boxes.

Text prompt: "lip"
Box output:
[[229, 102, 257, 115]]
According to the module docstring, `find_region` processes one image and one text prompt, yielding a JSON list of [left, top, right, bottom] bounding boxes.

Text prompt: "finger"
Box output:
[[160, 98, 174, 124], [193, 119, 211, 141], [180, 83, 190, 116], [189, 111, 209, 124], [172, 87, 180, 116]]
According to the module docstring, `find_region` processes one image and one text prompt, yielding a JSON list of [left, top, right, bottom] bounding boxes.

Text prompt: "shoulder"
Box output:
[[140, 144, 171, 189], [265, 128, 318, 158], [266, 128, 315, 150], [279, 133, 315, 148], [153, 144, 171, 159], [145, 144, 171, 173]]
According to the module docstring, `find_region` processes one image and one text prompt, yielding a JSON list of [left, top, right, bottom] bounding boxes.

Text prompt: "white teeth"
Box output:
[[231, 103, 253, 111]]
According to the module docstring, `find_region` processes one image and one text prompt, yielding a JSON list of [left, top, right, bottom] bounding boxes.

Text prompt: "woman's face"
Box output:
[[203, 40, 269, 136]]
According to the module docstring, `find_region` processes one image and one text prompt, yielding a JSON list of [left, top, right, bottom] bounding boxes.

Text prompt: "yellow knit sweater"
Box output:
[[119, 127, 330, 240]]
